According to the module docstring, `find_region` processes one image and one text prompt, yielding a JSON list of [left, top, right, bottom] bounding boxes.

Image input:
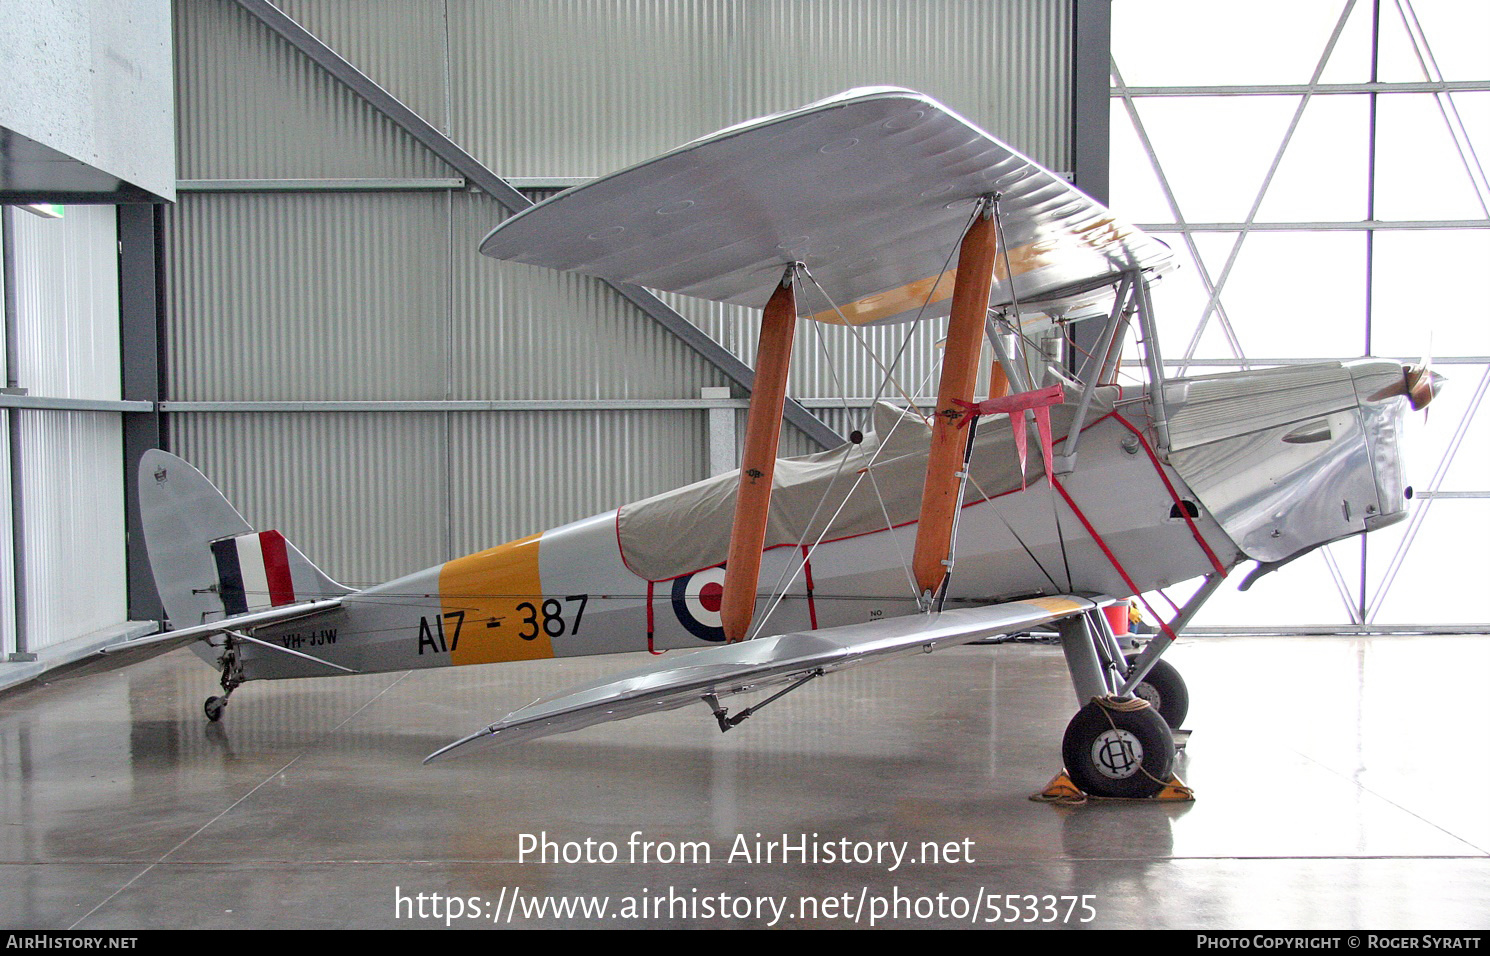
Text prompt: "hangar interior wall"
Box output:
[[164, 0, 1076, 588]]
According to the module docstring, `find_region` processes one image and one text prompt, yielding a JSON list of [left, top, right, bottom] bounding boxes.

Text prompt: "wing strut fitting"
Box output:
[[702, 668, 824, 732]]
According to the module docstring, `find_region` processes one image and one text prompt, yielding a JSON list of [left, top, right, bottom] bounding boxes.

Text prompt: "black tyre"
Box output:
[[1061, 698, 1175, 799], [204, 696, 225, 722], [1124, 654, 1189, 729]]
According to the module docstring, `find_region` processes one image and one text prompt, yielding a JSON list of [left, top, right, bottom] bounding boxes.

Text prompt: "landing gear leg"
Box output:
[[204, 642, 243, 723], [1125, 652, 1189, 729], [1051, 610, 1182, 799]]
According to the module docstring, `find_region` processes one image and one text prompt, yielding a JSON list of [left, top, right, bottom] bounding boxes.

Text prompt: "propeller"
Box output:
[[1403, 361, 1444, 412]]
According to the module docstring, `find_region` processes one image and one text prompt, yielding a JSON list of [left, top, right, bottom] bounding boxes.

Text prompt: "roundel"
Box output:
[[671, 566, 727, 642]]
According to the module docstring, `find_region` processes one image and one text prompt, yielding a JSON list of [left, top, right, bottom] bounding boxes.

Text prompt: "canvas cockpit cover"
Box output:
[[616, 393, 1119, 582]]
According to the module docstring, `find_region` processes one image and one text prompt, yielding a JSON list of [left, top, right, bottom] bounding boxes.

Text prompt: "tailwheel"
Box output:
[[203, 640, 243, 724], [1061, 697, 1175, 799], [1124, 653, 1189, 729]]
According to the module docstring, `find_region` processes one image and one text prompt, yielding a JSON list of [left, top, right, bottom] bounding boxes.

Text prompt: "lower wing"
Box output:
[[426, 594, 1104, 762]]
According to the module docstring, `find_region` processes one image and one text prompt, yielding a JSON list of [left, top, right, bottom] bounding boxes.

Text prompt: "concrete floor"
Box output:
[[1, 633, 1487, 930]]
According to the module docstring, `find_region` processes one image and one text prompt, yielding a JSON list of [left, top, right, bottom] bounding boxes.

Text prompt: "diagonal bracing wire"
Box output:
[[1392, 0, 1490, 217], [1110, 60, 1249, 371], [1183, 0, 1359, 375], [1367, 365, 1490, 623]]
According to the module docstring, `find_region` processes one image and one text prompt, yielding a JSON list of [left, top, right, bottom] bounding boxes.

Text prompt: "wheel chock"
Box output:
[[1154, 774, 1195, 801], [1030, 771, 1195, 804], [1030, 771, 1088, 805]]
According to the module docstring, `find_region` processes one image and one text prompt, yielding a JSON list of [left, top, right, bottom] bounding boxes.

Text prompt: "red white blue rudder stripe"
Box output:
[[210, 531, 296, 615]]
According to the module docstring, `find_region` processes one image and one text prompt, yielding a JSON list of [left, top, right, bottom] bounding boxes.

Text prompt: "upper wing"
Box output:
[[425, 594, 1103, 762], [479, 87, 1170, 325]]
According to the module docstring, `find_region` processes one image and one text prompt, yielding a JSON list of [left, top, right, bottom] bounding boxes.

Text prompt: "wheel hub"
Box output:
[[1091, 728, 1144, 779]]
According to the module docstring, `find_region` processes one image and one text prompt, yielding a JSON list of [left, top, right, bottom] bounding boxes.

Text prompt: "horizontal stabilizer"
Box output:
[[101, 599, 344, 655], [425, 594, 1101, 762]]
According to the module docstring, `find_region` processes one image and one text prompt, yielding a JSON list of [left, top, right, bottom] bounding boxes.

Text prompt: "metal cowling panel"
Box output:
[[1164, 364, 1359, 453]]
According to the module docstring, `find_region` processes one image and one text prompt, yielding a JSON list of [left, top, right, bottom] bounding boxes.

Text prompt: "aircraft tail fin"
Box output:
[[139, 450, 355, 630]]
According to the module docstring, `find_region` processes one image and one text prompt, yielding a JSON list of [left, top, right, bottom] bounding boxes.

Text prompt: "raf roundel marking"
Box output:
[[671, 566, 728, 642]]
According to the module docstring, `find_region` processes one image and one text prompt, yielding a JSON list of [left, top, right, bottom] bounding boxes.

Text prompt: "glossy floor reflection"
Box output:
[[1, 634, 1486, 929]]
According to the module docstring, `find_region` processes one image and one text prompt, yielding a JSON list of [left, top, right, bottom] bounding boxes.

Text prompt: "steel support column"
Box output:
[[119, 203, 165, 622]]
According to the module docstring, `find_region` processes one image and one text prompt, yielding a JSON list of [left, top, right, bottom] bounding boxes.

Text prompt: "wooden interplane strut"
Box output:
[[722, 269, 798, 643], [911, 202, 1002, 600]]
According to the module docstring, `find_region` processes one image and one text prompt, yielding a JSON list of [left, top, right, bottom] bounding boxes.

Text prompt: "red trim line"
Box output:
[[646, 579, 662, 654], [1049, 476, 1178, 643], [1110, 411, 1228, 576], [801, 545, 818, 630]]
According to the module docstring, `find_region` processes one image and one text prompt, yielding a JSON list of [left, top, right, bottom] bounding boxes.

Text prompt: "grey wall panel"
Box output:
[[731, 0, 1071, 169], [275, 0, 453, 132], [164, 191, 452, 401], [447, 0, 1070, 179], [447, 410, 706, 556], [164, 1, 1076, 584], [452, 193, 732, 400], [169, 412, 449, 587], [173, 0, 449, 180], [17, 411, 127, 652], [447, 0, 737, 178]]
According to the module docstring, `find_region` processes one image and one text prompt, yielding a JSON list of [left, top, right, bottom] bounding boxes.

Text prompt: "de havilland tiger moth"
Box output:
[[111, 89, 1441, 799]]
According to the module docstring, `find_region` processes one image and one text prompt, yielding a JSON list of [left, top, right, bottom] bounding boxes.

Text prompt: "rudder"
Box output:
[[139, 450, 353, 630]]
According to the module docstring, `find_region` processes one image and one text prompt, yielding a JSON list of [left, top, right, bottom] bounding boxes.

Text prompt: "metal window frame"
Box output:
[[1110, 0, 1490, 627]]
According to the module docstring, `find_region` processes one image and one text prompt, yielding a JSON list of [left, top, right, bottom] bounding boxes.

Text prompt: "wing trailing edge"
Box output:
[[425, 595, 1104, 763]]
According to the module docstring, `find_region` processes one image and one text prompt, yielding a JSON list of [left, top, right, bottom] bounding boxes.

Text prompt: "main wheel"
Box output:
[[1124, 654, 1189, 729], [1061, 698, 1175, 799], [204, 696, 226, 722]]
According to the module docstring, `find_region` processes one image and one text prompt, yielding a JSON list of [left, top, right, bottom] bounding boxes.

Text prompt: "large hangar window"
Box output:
[[1110, 0, 1488, 629]]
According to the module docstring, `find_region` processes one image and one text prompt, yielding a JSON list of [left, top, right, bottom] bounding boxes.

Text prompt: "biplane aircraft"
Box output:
[[112, 89, 1439, 798]]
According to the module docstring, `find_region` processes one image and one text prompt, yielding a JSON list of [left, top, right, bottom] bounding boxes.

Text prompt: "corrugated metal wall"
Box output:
[[164, 0, 1074, 585], [5, 207, 129, 653]]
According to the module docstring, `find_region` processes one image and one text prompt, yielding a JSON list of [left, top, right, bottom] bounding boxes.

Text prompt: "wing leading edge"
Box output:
[[425, 594, 1103, 763], [479, 87, 1171, 326]]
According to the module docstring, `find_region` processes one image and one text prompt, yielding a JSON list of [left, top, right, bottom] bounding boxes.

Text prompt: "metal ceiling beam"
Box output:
[[232, 0, 841, 449], [1118, 79, 1490, 96], [1139, 219, 1490, 232]]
